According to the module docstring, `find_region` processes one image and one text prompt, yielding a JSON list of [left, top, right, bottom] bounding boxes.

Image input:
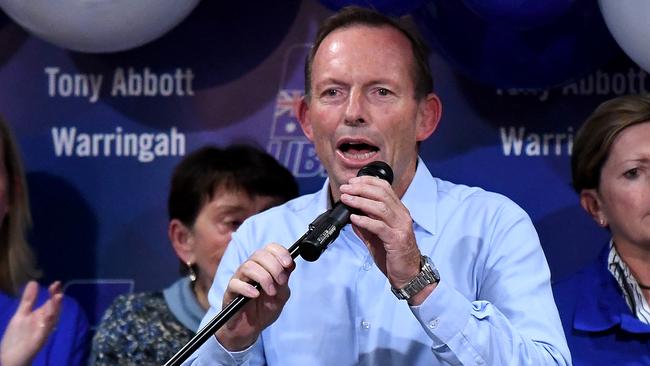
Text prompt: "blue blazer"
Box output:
[[553, 247, 650, 366], [0, 285, 90, 366]]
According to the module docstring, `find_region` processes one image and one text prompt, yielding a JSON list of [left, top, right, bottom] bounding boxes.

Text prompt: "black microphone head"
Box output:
[[298, 161, 393, 263], [357, 161, 393, 184]]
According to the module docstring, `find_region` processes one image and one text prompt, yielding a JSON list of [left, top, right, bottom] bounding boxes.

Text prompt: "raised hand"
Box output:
[[216, 243, 295, 351], [340, 176, 430, 303], [0, 281, 63, 366]]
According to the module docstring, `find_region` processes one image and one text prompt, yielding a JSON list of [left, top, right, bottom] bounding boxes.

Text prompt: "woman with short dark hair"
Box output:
[[89, 145, 298, 365]]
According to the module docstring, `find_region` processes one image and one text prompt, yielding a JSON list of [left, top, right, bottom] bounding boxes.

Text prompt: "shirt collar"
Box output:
[[607, 240, 650, 324], [318, 177, 333, 211], [401, 157, 438, 236]]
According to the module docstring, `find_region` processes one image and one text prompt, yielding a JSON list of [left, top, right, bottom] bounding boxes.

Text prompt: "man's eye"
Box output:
[[326, 89, 339, 97], [377, 88, 390, 96]]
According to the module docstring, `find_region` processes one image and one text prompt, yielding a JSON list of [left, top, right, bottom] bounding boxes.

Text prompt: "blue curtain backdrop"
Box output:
[[0, 0, 634, 327]]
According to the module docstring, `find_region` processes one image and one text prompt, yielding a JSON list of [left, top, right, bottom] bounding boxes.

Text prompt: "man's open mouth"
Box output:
[[338, 141, 380, 160]]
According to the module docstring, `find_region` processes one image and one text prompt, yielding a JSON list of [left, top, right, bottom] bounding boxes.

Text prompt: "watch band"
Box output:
[[390, 255, 440, 300]]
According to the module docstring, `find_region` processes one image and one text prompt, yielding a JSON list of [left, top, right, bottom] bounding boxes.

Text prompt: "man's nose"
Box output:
[[344, 89, 366, 126]]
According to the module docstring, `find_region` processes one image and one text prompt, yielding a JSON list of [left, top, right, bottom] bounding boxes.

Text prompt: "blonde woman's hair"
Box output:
[[0, 115, 40, 295], [572, 94, 650, 193]]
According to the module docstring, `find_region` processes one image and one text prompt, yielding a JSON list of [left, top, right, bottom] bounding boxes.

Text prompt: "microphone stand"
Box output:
[[163, 213, 329, 366]]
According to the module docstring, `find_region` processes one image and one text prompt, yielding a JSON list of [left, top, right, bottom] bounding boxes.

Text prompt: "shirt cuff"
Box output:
[[410, 278, 472, 346], [207, 335, 255, 365]]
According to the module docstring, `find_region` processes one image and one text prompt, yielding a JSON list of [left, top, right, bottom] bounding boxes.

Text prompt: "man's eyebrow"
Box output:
[[314, 78, 348, 88]]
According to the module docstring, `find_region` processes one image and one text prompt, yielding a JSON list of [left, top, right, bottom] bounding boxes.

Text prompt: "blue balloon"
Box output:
[[412, 0, 620, 88], [318, 0, 427, 16], [462, 0, 573, 29]]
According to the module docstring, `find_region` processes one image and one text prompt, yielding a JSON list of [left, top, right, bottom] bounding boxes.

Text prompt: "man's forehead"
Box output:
[[314, 26, 413, 69], [311, 25, 416, 78], [319, 24, 410, 50]]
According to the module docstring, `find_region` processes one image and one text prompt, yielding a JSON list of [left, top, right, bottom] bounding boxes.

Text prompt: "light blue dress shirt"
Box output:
[[186, 160, 571, 365]]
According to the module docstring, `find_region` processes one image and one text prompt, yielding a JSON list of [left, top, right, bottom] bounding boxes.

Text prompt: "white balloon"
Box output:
[[0, 0, 201, 53], [599, 0, 650, 72]]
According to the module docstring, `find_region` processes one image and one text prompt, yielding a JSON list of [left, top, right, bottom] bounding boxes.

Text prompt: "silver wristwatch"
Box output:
[[391, 255, 440, 300]]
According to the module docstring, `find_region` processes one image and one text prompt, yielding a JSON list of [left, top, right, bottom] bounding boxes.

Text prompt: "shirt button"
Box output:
[[361, 320, 371, 329], [362, 261, 372, 271], [475, 359, 485, 366], [428, 318, 439, 329]]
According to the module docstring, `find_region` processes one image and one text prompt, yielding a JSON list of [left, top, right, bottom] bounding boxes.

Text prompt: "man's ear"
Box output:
[[296, 96, 314, 142], [168, 219, 194, 264], [415, 93, 442, 142], [580, 189, 607, 227]]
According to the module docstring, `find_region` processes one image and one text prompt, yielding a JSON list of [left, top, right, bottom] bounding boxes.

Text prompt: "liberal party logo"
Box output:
[[268, 44, 326, 178]]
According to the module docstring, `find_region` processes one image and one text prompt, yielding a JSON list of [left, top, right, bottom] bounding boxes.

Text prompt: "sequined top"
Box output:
[[89, 278, 204, 365]]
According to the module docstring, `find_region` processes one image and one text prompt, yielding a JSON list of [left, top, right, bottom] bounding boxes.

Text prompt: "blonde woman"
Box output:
[[553, 94, 650, 365], [0, 115, 89, 366]]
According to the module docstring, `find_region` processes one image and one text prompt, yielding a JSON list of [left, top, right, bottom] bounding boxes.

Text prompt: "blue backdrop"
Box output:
[[0, 0, 638, 328]]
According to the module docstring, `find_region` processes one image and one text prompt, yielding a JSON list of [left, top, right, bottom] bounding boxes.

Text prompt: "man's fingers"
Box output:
[[242, 244, 294, 292], [349, 213, 388, 235], [228, 277, 261, 299], [239, 260, 278, 296], [340, 176, 404, 223], [341, 176, 396, 202], [341, 193, 394, 221], [265, 244, 295, 275], [225, 243, 294, 307]]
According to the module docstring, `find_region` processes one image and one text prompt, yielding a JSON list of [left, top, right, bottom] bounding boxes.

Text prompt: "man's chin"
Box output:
[[326, 169, 354, 193], [333, 168, 359, 183]]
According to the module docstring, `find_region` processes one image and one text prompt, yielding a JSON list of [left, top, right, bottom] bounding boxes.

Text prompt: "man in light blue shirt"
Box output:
[[185, 6, 571, 365]]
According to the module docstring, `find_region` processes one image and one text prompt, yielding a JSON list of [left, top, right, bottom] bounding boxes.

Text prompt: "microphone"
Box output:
[[299, 161, 393, 262]]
